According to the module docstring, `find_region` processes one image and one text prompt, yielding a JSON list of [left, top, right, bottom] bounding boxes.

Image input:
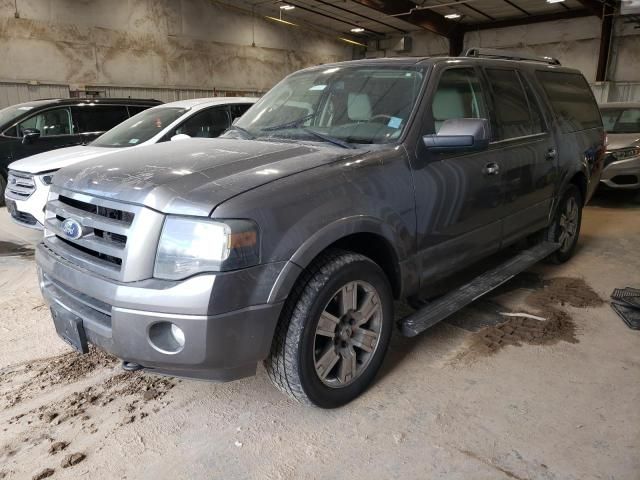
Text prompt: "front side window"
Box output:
[[173, 107, 230, 138], [535, 71, 601, 133], [229, 103, 252, 122], [17, 107, 73, 137], [430, 68, 488, 134], [92, 107, 186, 148], [485, 69, 538, 140], [73, 106, 128, 133], [234, 65, 425, 144], [600, 108, 640, 133]]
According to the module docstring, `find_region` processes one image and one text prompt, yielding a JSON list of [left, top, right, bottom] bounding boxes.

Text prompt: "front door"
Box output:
[[13, 107, 80, 160], [411, 65, 503, 286]]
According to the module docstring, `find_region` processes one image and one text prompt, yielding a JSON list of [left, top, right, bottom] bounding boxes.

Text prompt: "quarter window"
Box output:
[[17, 108, 73, 137], [485, 69, 539, 140], [430, 68, 488, 134]]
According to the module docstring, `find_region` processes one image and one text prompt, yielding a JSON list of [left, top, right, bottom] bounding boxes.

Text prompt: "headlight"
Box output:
[[154, 217, 260, 280], [608, 147, 640, 161], [38, 172, 56, 185]]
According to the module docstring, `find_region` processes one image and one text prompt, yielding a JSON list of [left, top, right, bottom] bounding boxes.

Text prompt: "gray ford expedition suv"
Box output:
[[36, 50, 604, 408]]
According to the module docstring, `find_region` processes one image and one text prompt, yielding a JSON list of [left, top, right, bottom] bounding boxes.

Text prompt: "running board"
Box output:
[[399, 242, 560, 337]]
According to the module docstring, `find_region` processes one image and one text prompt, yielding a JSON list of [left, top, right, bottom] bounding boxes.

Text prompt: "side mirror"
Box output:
[[22, 128, 41, 144], [423, 118, 490, 152], [171, 134, 191, 142]]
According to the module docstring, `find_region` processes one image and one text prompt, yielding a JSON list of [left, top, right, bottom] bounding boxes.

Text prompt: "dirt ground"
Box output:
[[1, 189, 639, 480]]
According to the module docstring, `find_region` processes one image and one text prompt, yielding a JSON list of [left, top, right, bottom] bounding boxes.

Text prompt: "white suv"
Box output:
[[4, 97, 256, 229]]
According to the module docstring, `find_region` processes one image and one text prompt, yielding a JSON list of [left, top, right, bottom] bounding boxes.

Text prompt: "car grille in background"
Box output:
[[6, 171, 36, 199], [44, 194, 134, 274]]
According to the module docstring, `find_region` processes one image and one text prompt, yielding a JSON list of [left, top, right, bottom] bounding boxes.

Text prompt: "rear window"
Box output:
[[535, 71, 601, 133]]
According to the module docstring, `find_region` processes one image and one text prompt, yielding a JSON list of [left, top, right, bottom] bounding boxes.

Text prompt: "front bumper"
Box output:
[[4, 181, 49, 229], [36, 242, 286, 381], [600, 155, 640, 189]]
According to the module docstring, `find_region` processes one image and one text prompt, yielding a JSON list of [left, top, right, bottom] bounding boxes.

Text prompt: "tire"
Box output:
[[0, 171, 6, 207], [265, 249, 394, 408], [545, 184, 583, 264]]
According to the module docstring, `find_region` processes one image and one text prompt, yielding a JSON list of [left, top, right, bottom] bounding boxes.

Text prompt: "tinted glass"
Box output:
[[18, 108, 72, 137], [520, 75, 545, 134], [535, 71, 601, 132], [174, 107, 230, 138], [486, 69, 535, 139], [92, 107, 186, 148], [73, 106, 128, 133], [430, 68, 488, 134], [0, 104, 40, 131], [235, 66, 425, 144], [600, 108, 640, 133], [127, 105, 150, 116], [229, 103, 252, 122]]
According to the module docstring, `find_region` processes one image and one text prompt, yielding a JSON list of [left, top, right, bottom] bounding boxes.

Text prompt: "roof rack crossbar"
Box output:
[[463, 48, 561, 66]]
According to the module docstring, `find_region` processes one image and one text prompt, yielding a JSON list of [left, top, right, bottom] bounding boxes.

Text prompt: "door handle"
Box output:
[[545, 148, 557, 161], [483, 162, 500, 176]]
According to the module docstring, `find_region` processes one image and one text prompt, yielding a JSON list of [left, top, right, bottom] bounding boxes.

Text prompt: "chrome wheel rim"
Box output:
[[313, 280, 383, 388], [558, 196, 579, 252]]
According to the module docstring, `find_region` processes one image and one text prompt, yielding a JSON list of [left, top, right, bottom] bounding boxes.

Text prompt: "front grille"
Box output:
[[43, 188, 165, 282], [6, 171, 36, 199]]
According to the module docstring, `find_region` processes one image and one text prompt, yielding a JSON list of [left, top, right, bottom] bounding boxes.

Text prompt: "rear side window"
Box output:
[[229, 103, 252, 122], [535, 71, 601, 133], [485, 69, 543, 140], [73, 105, 128, 133], [430, 68, 488, 134]]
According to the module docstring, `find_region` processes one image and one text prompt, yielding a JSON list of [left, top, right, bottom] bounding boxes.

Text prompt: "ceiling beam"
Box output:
[[310, 0, 408, 33], [462, 8, 593, 31], [284, 0, 385, 35], [575, 0, 606, 18]]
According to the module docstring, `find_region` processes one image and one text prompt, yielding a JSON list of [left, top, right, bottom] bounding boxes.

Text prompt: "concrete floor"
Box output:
[[0, 190, 639, 480]]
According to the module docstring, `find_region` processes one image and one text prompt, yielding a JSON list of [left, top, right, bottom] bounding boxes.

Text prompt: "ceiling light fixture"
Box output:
[[350, 27, 365, 33], [280, 4, 295, 10], [265, 15, 297, 26], [339, 37, 367, 47], [445, 13, 461, 19], [546, 0, 565, 3]]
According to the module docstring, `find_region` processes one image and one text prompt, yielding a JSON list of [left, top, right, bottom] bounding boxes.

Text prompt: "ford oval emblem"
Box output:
[[62, 218, 83, 240]]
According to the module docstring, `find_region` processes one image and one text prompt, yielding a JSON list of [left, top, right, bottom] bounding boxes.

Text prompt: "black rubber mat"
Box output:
[[611, 302, 640, 330], [611, 287, 640, 309]]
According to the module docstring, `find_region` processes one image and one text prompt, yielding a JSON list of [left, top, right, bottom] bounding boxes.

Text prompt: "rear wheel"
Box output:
[[546, 184, 583, 263], [265, 249, 393, 408]]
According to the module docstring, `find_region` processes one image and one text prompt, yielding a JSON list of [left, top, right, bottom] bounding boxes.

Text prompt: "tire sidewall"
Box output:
[[548, 185, 582, 262], [297, 258, 393, 408]]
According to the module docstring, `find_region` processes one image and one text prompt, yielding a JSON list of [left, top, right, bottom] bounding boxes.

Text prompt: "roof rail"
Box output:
[[463, 48, 561, 66]]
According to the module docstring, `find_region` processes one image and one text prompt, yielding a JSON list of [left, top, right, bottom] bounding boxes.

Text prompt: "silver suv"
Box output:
[[36, 51, 605, 407]]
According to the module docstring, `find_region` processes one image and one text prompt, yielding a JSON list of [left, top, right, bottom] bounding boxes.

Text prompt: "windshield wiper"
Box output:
[[299, 127, 353, 149], [226, 124, 255, 139], [261, 113, 317, 132]]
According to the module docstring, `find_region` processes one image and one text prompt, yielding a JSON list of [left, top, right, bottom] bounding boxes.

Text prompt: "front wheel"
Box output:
[[265, 249, 394, 408], [546, 184, 583, 263]]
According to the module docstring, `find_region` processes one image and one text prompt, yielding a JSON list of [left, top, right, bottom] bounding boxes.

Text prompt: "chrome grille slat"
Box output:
[[48, 200, 130, 235], [6, 171, 36, 199], [44, 187, 165, 282]]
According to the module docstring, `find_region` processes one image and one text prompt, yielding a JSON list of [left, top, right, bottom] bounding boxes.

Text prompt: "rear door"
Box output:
[[72, 105, 129, 144], [12, 107, 80, 160], [412, 64, 503, 285], [481, 67, 556, 245]]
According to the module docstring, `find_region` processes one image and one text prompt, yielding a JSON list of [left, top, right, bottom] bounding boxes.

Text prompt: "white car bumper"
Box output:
[[4, 170, 51, 229]]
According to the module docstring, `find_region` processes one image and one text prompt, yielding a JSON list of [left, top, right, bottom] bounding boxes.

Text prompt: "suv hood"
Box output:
[[54, 138, 361, 216], [606, 133, 640, 151], [8, 145, 119, 174]]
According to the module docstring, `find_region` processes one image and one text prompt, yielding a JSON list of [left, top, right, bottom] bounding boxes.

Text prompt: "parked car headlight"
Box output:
[[154, 217, 260, 280], [38, 172, 55, 185], [608, 147, 640, 161]]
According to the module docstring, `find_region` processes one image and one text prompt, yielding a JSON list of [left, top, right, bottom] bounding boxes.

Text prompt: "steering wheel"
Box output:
[[369, 114, 395, 124]]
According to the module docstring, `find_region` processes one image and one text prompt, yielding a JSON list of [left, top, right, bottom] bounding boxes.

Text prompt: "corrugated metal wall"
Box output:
[[89, 85, 265, 102], [591, 81, 640, 104], [0, 81, 69, 108]]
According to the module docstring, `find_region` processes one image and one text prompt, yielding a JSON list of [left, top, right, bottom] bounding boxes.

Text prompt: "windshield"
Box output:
[[600, 107, 640, 134], [0, 104, 38, 128], [92, 107, 187, 147], [233, 65, 425, 145]]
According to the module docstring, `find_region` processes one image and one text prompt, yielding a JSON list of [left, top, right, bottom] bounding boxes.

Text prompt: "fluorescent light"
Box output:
[[280, 4, 295, 10], [445, 13, 461, 19], [339, 37, 367, 47], [265, 15, 297, 26], [546, 0, 565, 3], [350, 27, 365, 33]]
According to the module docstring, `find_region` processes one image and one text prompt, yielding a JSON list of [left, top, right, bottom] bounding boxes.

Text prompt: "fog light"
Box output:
[[148, 322, 185, 354]]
